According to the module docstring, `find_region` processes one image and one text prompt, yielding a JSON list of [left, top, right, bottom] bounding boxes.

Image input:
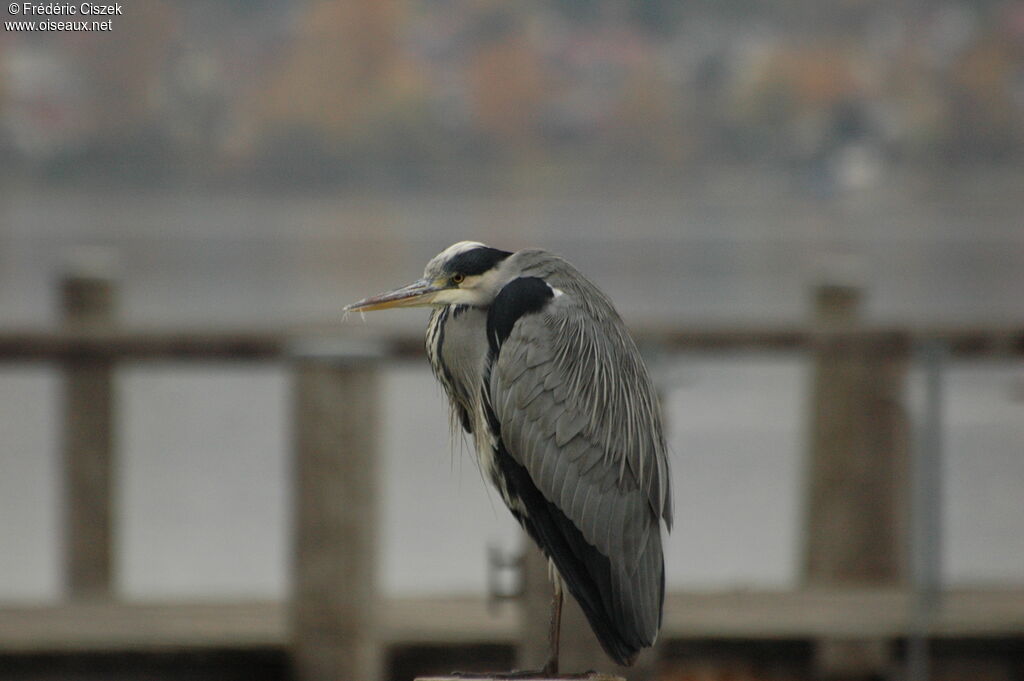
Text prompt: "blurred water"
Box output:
[[1, 173, 1022, 600], [3, 171, 1024, 330]]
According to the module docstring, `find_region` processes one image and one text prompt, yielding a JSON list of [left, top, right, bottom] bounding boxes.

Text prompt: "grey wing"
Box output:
[[489, 289, 672, 646]]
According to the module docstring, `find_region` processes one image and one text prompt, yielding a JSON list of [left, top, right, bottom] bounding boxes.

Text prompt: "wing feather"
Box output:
[[488, 259, 672, 651]]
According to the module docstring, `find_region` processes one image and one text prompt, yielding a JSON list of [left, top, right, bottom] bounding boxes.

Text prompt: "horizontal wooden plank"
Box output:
[[382, 596, 518, 645], [0, 330, 290, 361], [0, 329, 407, 362], [0, 596, 517, 653], [0, 600, 285, 653], [0, 590, 1021, 654], [1, 326, 1022, 360], [662, 588, 1024, 639]]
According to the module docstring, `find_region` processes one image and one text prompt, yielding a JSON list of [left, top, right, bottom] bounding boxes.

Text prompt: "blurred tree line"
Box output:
[[1, 0, 1021, 186]]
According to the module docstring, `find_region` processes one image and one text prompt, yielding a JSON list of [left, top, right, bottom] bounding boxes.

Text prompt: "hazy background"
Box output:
[[1, 0, 1023, 605]]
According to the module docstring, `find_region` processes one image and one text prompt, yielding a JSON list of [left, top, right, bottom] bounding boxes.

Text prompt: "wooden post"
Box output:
[[292, 344, 382, 681], [804, 282, 909, 679], [61, 257, 117, 599]]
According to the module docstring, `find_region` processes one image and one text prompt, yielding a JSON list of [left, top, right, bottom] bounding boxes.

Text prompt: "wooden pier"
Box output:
[[1, 272, 1023, 680]]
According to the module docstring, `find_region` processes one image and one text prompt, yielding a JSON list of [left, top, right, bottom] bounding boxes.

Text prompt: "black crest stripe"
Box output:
[[448, 246, 512, 276]]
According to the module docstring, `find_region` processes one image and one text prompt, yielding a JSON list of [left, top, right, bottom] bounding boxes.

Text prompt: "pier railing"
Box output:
[[1, 272, 1023, 680]]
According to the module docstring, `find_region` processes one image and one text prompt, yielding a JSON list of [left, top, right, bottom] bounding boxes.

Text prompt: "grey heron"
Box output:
[[346, 242, 673, 674]]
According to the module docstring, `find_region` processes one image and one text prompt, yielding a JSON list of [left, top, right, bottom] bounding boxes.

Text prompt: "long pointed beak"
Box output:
[[344, 279, 441, 312]]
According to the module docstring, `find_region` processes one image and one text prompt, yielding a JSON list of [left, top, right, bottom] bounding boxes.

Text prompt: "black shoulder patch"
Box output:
[[448, 246, 512, 276], [487, 276, 553, 355]]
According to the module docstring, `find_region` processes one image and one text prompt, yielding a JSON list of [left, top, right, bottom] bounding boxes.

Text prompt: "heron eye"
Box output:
[[451, 273, 465, 285]]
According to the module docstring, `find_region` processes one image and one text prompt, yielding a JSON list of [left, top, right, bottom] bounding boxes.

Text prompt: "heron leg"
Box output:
[[453, 566, 575, 679], [544, 572, 563, 676]]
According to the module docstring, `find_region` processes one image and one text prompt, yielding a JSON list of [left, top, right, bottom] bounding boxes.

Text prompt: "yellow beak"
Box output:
[[344, 279, 441, 312]]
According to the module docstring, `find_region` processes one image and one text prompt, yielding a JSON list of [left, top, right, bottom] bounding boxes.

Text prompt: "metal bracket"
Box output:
[[486, 543, 524, 613]]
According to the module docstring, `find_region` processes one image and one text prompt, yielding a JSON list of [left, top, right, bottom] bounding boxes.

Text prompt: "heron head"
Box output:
[[345, 241, 513, 312]]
